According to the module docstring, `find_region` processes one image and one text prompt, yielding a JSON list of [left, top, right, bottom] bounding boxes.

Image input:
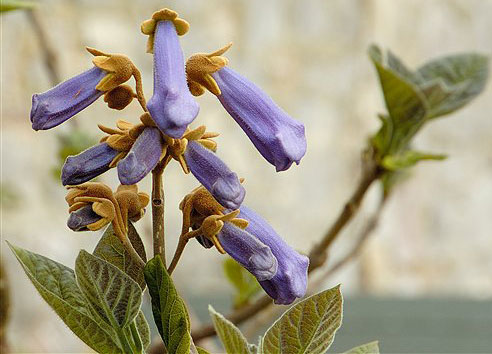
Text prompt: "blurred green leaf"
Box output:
[[415, 54, 489, 118], [197, 347, 212, 354], [52, 130, 97, 181], [144, 256, 191, 354], [261, 285, 343, 354], [344, 341, 380, 354], [135, 311, 151, 351], [209, 305, 251, 354], [75, 250, 142, 329], [8, 242, 123, 353], [1, 0, 36, 12], [223, 258, 261, 308], [93, 223, 147, 290], [382, 150, 447, 171]]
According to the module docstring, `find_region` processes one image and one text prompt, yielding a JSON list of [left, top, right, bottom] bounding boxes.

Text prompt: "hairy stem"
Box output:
[[191, 155, 381, 342], [167, 229, 202, 275], [132, 67, 148, 112], [152, 160, 166, 264]]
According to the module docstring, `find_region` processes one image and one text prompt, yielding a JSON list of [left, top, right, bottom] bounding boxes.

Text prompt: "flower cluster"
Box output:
[[30, 8, 308, 304]]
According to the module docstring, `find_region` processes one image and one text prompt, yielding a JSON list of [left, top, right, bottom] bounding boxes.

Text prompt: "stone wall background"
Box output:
[[1, 0, 491, 352]]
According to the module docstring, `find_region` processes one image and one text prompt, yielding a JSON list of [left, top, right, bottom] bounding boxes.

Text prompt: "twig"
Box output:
[[311, 193, 388, 288], [26, 9, 60, 86], [191, 155, 381, 341], [152, 160, 166, 264]]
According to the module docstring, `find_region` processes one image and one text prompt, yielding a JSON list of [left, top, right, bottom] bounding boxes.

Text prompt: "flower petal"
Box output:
[[218, 222, 278, 282], [117, 127, 164, 185], [212, 67, 307, 171], [62, 143, 119, 186], [147, 20, 199, 138], [184, 141, 245, 209], [239, 206, 309, 304], [31, 67, 106, 130]]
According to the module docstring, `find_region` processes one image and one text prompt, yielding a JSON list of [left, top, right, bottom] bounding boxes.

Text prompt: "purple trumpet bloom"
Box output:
[[117, 127, 164, 185], [238, 206, 309, 305], [147, 21, 199, 138], [218, 223, 278, 282], [67, 205, 102, 231], [31, 67, 106, 130], [61, 143, 119, 186], [212, 67, 307, 172], [184, 140, 245, 209]]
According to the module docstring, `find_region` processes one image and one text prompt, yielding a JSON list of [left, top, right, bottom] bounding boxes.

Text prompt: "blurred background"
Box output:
[[1, 0, 491, 352]]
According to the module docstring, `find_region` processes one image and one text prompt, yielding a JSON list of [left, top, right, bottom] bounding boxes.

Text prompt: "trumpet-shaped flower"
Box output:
[[184, 140, 245, 209], [31, 48, 136, 130], [31, 67, 106, 130], [238, 206, 309, 304], [145, 11, 199, 138], [186, 45, 307, 171], [118, 127, 164, 185], [61, 143, 119, 186]]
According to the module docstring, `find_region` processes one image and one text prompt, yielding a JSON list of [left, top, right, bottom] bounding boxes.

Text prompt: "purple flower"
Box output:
[[184, 141, 245, 209], [117, 127, 164, 185], [61, 143, 119, 186], [218, 223, 278, 281], [67, 205, 102, 232], [212, 67, 307, 171], [238, 206, 309, 305], [147, 20, 199, 138], [31, 67, 106, 130]]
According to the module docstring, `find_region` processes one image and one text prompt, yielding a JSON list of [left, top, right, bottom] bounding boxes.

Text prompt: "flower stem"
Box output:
[[167, 229, 201, 275], [132, 66, 148, 112], [152, 160, 166, 264]]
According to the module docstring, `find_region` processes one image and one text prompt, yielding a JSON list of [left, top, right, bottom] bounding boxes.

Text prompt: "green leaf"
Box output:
[[197, 347, 212, 354], [369, 45, 427, 126], [7, 242, 123, 353], [1, 0, 36, 12], [382, 150, 447, 171], [261, 285, 343, 354], [344, 341, 380, 354], [223, 258, 261, 308], [209, 305, 251, 354], [135, 311, 151, 350], [144, 256, 191, 354], [416, 54, 489, 118], [93, 223, 147, 290], [75, 250, 142, 329]]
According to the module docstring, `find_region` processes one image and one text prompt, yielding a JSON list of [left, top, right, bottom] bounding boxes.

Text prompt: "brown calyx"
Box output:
[[104, 85, 135, 110], [186, 43, 232, 96], [141, 8, 190, 53], [87, 47, 136, 92]]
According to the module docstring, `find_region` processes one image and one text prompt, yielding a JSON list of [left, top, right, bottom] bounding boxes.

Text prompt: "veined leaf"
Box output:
[[261, 285, 343, 354], [93, 223, 147, 290], [344, 341, 380, 354], [382, 150, 447, 171], [144, 256, 191, 354], [135, 311, 151, 350], [8, 242, 122, 353], [75, 250, 142, 329], [209, 305, 251, 354], [416, 54, 489, 118], [1, 0, 36, 12], [223, 258, 261, 308]]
